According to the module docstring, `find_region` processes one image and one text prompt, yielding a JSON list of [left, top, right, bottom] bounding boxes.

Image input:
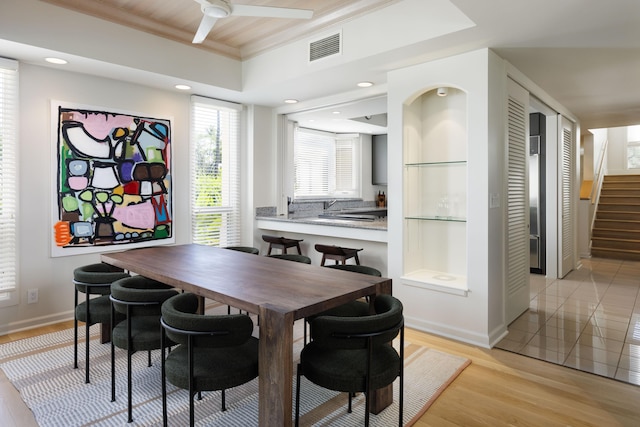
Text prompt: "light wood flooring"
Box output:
[[1, 319, 639, 426]]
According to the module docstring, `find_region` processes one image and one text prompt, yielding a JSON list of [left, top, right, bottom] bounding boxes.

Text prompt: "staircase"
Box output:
[[591, 174, 640, 260]]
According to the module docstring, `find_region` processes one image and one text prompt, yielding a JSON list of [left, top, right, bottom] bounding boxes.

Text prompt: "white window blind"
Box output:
[[0, 58, 18, 306], [190, 96, 241, 247], [293, 127, 359, 198]]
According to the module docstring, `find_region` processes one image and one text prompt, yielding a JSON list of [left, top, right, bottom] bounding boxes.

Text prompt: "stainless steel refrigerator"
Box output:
[[529, 113, 546, 274]]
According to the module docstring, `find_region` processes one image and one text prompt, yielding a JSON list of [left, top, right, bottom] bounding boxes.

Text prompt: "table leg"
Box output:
[[100, 322, 111, 344], [259, 306, 294, 427], [370, 279, 394, 413]]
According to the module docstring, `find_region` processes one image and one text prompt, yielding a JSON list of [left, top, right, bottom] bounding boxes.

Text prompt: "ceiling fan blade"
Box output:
[[192, 15, 218, 43], [230, 4, 313, 20]]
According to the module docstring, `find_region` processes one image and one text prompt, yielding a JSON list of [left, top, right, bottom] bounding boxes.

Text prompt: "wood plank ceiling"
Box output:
[[40, 0, 399, 59]]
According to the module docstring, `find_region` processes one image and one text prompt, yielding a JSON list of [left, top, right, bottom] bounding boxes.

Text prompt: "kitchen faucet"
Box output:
[[324, 199, 337, 210]]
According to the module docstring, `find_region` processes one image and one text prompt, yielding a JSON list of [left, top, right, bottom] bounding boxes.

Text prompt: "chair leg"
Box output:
[[84, 291, 90, 383], [221, 389, 226, 411], [303, 320, 307, 345], [127, 348, 133, 423], [148, 350, 152, 367], [161, 331, 168, 427], [73, 289, 78, 370], [294, 364, 302, 427]]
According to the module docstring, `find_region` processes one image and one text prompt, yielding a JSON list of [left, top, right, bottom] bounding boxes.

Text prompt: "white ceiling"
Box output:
[[2, 0, 640, 134]]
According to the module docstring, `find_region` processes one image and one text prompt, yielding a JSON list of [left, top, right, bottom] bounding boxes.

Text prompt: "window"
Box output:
[[0, 58, 18, 307], [627, 125, 640, 169], [190, 96, 241, 246], [293, 127, 360, 199]]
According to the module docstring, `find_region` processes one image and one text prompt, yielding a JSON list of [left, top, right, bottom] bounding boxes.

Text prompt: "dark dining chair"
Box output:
[[73, 263, 129, 384], [224, 246, 260, 255], [314, 244, 363, 266], [160, 292, 259, 427], [110, 275, 179, 423], [268, 253, 312, 264], [224, 246, 260, 314], [303, 263, 382, 344], [296, 294, 404, 427]]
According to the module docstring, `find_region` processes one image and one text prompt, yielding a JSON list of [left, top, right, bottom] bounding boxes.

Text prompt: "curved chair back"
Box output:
[[73, 262, 130, 295], [161, 293, 255, 347], [225, 246, 260, 255], [324, 264, 382, 276], [109, 275, 178, 423], [311, 294, 403, 349], [72, 263, 130, 384], [160, 293, 259, 426], [110, 275, 177, 316], [268, 254, 312, 264], [296, 294, 404, 427]]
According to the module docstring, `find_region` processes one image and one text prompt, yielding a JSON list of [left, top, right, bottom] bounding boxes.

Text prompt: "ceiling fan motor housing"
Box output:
[[202, 0, 231, 18]]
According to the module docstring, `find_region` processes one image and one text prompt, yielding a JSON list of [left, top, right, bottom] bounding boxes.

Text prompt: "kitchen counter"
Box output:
[[256, 214, 387, 243]]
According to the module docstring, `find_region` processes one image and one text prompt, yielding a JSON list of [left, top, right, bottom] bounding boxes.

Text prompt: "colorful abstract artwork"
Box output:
[[52, 102, 173, 256]]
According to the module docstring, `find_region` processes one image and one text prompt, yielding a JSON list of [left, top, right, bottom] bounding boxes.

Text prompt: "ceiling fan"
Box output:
[[192, 0, 314, 44]]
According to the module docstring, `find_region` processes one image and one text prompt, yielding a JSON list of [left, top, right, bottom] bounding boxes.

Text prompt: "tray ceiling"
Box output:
[[40, 0, 399, 59]]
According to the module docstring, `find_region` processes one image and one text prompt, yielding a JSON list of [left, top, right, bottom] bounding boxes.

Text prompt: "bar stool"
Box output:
[[314, 244, 363, 266], [262, 234, 304, 255], [73, 263, 130, 384]]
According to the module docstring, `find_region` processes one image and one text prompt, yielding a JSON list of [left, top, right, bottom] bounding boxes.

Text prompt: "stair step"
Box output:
[[591, 236, 640, 250], [592, 228, 640, 239], [596, 211, 640, 220], [591, 247, 640, 261], [599, 196, 640, 204], [593, 219, 640, 230], [599, 189, 640, 196], [603, 175, 640, 182], [597, 204, 640, 213]]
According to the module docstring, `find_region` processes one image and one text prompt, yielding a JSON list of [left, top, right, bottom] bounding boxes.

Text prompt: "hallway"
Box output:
[[496, 257, 640, 385]]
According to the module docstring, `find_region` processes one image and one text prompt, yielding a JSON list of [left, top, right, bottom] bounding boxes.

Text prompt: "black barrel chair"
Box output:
[[160, 293, 259, 427], [73, 263, 130, 383], [296, 294, 404, 427], [110, 275, 178, 423], [303, 264, 383, 344], [224, 246, 260, 255], [224, 246, 259, 314], [267, 254, 312, 264]]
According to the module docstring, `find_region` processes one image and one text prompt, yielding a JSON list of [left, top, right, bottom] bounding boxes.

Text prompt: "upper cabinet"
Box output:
[[402, 87, 468, 294], [372, 134, 388, 185]]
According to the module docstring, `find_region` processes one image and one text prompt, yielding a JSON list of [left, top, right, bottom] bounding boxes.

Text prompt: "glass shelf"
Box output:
[[405, 215, 466, 222], [404, 160, 467, 167]]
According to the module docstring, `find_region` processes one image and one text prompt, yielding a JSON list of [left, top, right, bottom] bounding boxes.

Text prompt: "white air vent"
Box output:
[[309, 32, 341, 62]]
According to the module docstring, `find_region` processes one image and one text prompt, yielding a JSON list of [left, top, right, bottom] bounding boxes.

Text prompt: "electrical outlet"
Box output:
[[27, 288, 38, 304]]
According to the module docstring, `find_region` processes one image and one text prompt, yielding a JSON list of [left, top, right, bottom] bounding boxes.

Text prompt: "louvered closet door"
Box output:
[[559, 115, 575, 278], [506, 79, 530, 325]]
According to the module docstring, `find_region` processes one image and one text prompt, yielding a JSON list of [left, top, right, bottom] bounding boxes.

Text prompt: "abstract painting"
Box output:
[[51, 102, 174, 256]]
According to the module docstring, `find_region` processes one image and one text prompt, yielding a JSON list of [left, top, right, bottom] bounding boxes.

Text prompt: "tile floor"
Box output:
[[496, 257, 640, 386]]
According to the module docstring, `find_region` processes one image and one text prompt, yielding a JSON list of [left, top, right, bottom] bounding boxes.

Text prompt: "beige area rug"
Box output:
[[0, 310, 470, 426]]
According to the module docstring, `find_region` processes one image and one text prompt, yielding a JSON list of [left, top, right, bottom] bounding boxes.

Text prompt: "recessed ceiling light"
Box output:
[[332, 111, 341, 115], [175, 84, 191, 90], [357, 81, 373, 88], [284, 99, 299, 104], [45, 57, 68, 65]]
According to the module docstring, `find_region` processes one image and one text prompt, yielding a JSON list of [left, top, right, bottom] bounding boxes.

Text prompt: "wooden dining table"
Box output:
[[101, 243, 392, 426]]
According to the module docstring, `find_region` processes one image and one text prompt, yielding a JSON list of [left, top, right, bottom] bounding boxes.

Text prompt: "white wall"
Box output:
[[0, 63, 193, 333], [607, 126, 631, 174], [387, 49, 506, 348]]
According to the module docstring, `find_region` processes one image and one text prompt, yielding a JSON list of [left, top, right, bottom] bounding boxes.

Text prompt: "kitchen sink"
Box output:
[[318, 208, 387, 221]]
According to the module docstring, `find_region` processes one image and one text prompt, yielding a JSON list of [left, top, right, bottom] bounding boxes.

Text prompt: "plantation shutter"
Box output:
[[559, 116, 575, 277], [294, 128, 332, 197], [506, 78, 530, 324], [190, 96, 241, 246], [335, 136, 356, 193], [0, 58, 18, 304], [294, 128, 359, 198]]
